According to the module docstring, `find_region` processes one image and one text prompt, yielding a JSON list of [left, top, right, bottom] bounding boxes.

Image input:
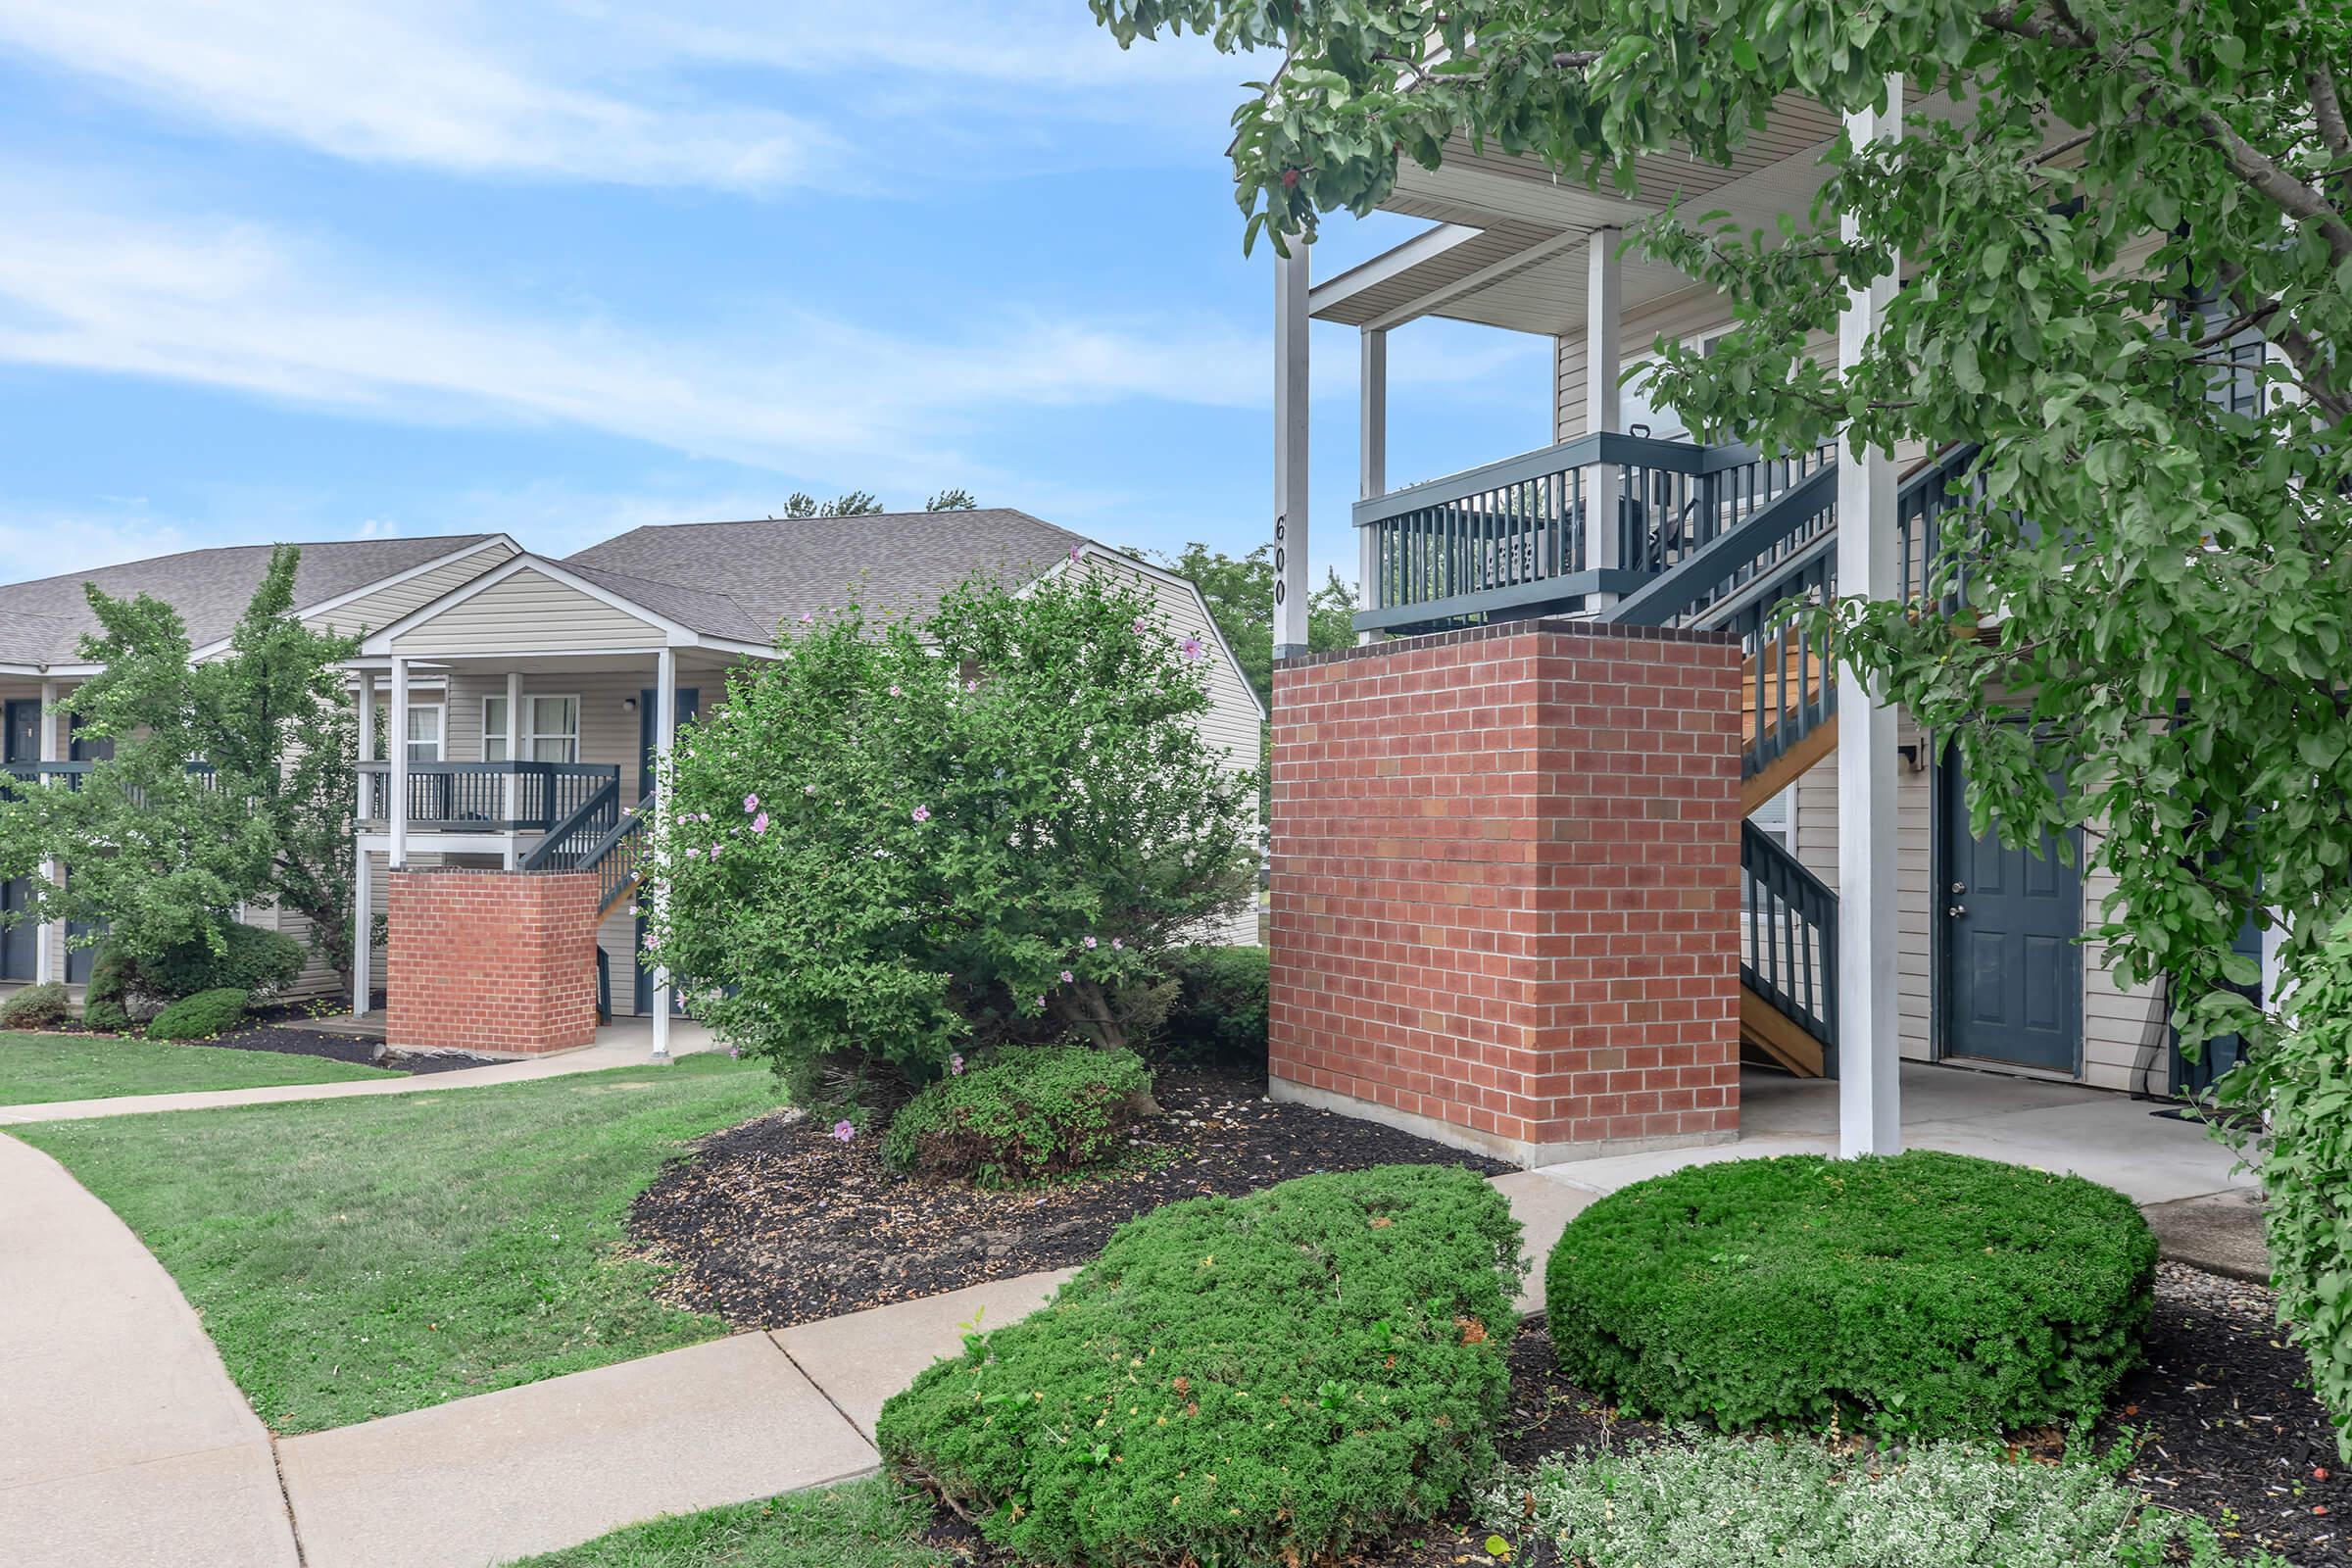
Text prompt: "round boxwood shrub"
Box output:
[[878, 1163, 1523, 1567], [0, 981, 72, 1030], [1546, 1152, 2157, 1438], [146, 987, 251, 1042], [1160, 944, 1268, 1065], [882, 1045, 1155, 1186]]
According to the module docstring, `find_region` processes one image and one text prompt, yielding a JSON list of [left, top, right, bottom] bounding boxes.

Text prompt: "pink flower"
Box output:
[[709, 842, 721, 861], [888, 684, 903, 698], [751, 811, 769, 834], [744, 794, 760, 812], [799, 612, 814, 624], [1083, 935, 1098, 950], [1059, 969, 1074, 984], [964, 678, 978, 693], [1035, 995, 1047, 1008], [1132, 616, 1148, 635], [1111, 938, 1123, 950], [1179, 634, 1204, 661], [1069, 545, 1081, 562], [950, 1054, 965, 1075], [911, 805, 930, 823], [683, 845, 702, 858], [831, 1119, 856, 1143], [803, 784, 816, 796]]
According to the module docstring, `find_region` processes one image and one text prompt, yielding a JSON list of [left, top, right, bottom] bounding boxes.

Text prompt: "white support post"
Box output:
[[1836, 76, 1905, 1158], [650, 648, 677, 1062], [388, 656, 411, 870], [1585, 225, 1625, 604], [1273, 241, 1311, 660], [1357, 326, 1386, 643], [34, 680, 58, 986], [502, 670, 522, 869], [351, 842, 371, 1016]]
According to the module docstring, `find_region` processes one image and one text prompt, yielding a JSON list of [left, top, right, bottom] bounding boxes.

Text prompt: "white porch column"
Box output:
[[356, 674, 376, 765], [1357, 326, 1386, 643], [1836, 75, 1905, 1158], [1585, 225, 1625, 604], [350, 842, 371, 1015], [1273, 241, 1311, 660], [649, 647, 676, 1062], [34, 680, 58, 986], [388, 656, 411, 869], [502, 670, 522, 869]]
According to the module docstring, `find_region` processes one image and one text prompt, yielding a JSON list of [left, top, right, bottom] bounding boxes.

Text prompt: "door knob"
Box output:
[[1950, 881, 1966, 895], [1947, 904, 1967, 918]]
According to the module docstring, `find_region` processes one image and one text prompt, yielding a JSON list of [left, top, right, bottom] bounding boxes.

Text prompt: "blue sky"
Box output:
[[0, 1, 1550, 589]]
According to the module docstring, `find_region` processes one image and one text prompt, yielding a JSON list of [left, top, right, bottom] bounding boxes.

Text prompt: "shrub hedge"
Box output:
[[1160, 945, 1268, 1065], [0, 981, 72, 1030], [882, 1046, 1154, 1186], [144, 922, 306, 1002], [1489, 1433, 2281, 1568], [146, 987, 251, 1042], [79, 999, 134, 1036], [878, 1164, 1523, 1567], [1546, 1152, 2156, 1437]]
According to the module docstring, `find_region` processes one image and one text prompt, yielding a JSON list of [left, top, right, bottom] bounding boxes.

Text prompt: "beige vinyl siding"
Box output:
[[389, 567, 665, 657], [305, 541, 517, 640]]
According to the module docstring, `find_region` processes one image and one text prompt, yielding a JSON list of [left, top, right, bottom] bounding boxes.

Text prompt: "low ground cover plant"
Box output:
[[1488, 1433, 2283, 1568], [1548, 1152, 2156, 1437], [0, 980, 71, 1030], [1160, 944, 1267, 1065], [146, 986, 250, 1042], [881, 1044, 1153, 1185], [878, 1163, 1521, 1567]]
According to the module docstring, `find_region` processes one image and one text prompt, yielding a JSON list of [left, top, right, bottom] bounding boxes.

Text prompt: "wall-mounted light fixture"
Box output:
[[620, 697, 638, 714]]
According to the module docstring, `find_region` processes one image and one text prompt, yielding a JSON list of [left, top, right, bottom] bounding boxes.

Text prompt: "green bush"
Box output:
[[79, 999, 134, 1036], [84, 943, 131, 1009], [879, 1164, 1522, 1567], [1547, 1152, 2156, 1438], [1489, 1433, 2281, 1568], [143, 921, 305, 1002], [0, 981, 72, 1029], [1160, 945, 1268, 1065], [146, 987, 252, 1042], [882, 1045, 1154, 1186]]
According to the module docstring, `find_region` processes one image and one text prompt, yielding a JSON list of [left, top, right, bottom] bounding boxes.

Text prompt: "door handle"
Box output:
[[1947, 904, 1967, 918]]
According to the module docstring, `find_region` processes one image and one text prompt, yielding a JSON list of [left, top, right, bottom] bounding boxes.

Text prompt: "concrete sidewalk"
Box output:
[[0, 1018, 716, 1126]]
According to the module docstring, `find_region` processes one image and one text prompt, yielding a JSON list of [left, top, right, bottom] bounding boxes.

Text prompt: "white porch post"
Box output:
[[34, 680, 58, 986], [650, 648, 676, 1061], [502, 670, 522, 869], [1357, 325, 1386, 643], [1585, 225, 1625, 605], [1837, 75, 1905, 1158], [351, 843, 371, 1015], [1273, 241, 1311, 660], [388, 656, 411, 869]]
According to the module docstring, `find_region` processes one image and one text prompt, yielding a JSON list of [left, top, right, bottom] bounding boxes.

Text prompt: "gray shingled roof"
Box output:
[[0, 536, 501, 667], [562, 509, 1095, 641]]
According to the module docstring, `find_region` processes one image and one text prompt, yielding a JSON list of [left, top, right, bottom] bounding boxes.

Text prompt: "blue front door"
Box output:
[[1939, 746, 2082, 1073], [633, 688, 699, 1014]]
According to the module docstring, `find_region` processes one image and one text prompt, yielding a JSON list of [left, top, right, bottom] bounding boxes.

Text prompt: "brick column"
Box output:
[[386, 868, 600, 1055], [1269, 618, 1743, 1167]]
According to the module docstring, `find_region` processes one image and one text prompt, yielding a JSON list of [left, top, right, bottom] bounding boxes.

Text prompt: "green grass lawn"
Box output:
[[0, 1030, 402, 1104], [16, 1054, 782, 1434], [508, 1478, 937, 1568]]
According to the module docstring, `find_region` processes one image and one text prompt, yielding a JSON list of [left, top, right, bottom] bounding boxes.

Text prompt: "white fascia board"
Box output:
[[1308, 223, 1486, 321], [1364, 226, 1593, 333], [186, 534, 525, 662], [358, 553, 703, 655]]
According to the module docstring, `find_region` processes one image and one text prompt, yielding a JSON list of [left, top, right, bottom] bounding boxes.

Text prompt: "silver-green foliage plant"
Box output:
[[1489, 1434, 2285, 1568], [642, 567, 1258, 1118]]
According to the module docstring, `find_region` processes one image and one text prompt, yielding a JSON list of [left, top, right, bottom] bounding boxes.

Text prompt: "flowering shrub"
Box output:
[[1487, 1433, 2280, 1568], [881, 1044, 1154, 1185], [877, 1164, 1521, 1567], [641, 566, 1257, 1116]]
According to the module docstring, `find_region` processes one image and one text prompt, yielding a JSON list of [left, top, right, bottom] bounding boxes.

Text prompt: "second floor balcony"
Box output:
[[357, 760, 620, 835]]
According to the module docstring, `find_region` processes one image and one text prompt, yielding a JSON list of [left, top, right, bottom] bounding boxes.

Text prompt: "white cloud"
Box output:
[[0, 184, 1266, 479], [0, 0, 1252, 190], [0, 504, 195, 580]]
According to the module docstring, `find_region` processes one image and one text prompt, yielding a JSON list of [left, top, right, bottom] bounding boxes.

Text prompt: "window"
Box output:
[[1750, 784, 1794, 849], [483, 694, 579, 763], [405, 703, 444, 763]]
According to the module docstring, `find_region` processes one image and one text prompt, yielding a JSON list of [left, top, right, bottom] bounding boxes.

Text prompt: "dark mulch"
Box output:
[[626, 1062, 1512, 1330], [203, 1020, 499, 1075]]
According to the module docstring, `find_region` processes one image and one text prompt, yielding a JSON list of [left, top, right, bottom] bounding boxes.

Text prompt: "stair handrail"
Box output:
[[577, 794, 654, 917], [1740, 820, 1839, 1066], [517, 774, 620, 871], [1603, 462, 1839, 629]]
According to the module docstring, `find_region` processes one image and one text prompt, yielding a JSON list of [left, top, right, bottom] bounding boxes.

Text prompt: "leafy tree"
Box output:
[[1097, 0, 2352, 1446], [1154, 541, 1356, 709], [772, 486, 981, 517], [0, 546, 363, 982], [641, 567, 1259, 1119], [925, 487, 979, 512]]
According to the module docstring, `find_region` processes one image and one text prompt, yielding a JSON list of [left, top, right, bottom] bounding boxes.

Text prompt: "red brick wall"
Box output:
[[1269, 619, 1743, 1165], [386, 868, 600, 1055]]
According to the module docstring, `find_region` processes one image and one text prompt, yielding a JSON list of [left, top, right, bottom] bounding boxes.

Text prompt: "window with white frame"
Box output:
[[405, 702, 444, 763], [482, 694, 579, 763]]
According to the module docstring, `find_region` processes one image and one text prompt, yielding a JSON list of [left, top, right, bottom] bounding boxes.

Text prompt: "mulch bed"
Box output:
[[627, 1062, 1511, 1330], [203, 1019, 499, 1076]]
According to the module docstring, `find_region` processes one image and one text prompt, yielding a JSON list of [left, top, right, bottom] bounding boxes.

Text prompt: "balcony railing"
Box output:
[[1353, 431, 1838, 634], [357, 761, 621, 833]]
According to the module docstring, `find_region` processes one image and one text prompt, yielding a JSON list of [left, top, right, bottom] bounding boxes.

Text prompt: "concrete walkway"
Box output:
[[0, 1018, 716, 1127], [4, 1059, 2261, 1568]]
